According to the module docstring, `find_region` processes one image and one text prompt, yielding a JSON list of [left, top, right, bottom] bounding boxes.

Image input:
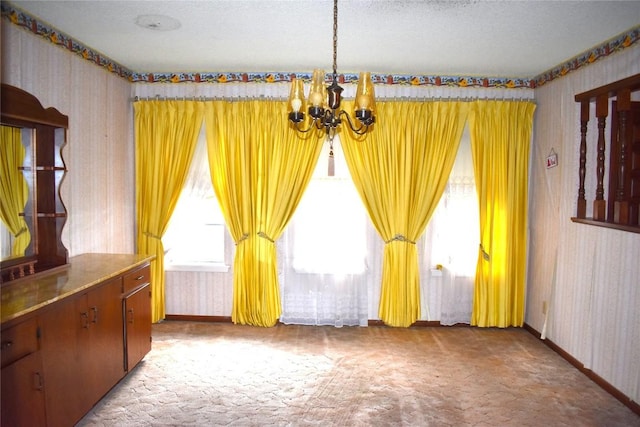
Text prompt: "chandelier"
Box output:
[[287, 0, 376, 145]]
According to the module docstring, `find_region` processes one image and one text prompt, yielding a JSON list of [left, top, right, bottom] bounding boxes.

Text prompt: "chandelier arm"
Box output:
[[293, 119, 323, 134], [338, 109, 369, 135]]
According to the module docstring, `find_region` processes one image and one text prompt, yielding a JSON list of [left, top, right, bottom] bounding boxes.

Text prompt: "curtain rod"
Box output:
[[131, 95, 535, 103]]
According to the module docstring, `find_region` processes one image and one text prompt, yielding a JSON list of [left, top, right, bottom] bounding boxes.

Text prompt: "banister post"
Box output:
[[577, 101, 589, 218], [614, 88, 631, 224], [594, 94, 608, 221]]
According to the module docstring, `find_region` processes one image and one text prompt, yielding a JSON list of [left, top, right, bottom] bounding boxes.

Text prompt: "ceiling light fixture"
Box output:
[[287, 0, 376, 163], [135, 15, 181, 32]]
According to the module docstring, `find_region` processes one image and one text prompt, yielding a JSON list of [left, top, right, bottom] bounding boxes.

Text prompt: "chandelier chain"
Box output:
[[333, 0, 338, 77]]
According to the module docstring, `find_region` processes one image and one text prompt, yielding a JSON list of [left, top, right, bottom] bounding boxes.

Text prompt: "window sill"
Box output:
[[571, 217, 640, 234], [165, 263, 230, 273]]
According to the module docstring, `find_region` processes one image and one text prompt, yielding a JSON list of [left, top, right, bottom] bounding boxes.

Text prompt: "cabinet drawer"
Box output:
[[123, 265, 151, 294], [1, 318, 39, 368]]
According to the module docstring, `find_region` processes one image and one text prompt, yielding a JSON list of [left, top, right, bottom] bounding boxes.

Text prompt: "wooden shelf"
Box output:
[[1, 83, 69, 279], [571, 217, 640, 234], [19, 166, 66, 171], [35, 166, 66, 171]]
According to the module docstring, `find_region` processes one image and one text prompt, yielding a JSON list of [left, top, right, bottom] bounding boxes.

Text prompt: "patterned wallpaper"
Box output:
[[1, 2, 639, 89]]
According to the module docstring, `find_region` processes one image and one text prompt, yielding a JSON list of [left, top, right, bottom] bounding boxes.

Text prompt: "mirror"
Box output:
[[1, 84, 69, 282], [1, 125, 35, 260]]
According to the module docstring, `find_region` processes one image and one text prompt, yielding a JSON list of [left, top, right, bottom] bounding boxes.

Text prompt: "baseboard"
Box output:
[[164, 314, 233, 323], [523, 323, 640, 416], [164, 316, 444, 327]]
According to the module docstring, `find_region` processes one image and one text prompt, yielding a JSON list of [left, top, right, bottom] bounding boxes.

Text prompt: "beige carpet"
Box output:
[[77, 321, 640, 427]]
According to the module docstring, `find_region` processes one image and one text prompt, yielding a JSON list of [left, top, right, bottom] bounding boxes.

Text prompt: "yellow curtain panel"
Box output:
[[469, 100, 536, 328], [134, 100, 204, 323], [204, 100, 322, 327], [0, 125, 31, 256], [341, 101, 469, 327]]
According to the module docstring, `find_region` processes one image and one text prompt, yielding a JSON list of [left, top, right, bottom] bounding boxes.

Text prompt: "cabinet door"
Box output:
[[124, 283, 152, 371], [86, 277, 125, 398], [40, 294, 90, 427], [1, 352, 46, 427], [40, 278, 126, 426]]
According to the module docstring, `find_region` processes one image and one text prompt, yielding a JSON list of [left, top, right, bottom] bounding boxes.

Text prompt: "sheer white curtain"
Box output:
[[279, 137, 379, 327], [420, 126, 479, 325], [279, 124, 479, 328]]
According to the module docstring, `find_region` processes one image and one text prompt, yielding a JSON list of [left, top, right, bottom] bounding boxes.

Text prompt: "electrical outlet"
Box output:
[[542, 301, 548, 315]]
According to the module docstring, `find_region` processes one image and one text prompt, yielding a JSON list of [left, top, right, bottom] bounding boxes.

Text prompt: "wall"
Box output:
[[1, 23, 135, 255], [526, 43, 640, 403]]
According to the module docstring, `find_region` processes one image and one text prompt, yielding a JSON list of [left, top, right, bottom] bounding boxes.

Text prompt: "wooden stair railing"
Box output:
[[572, 73, 640, 233]]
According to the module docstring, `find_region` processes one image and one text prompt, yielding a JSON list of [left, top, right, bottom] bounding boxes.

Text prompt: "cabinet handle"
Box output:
[[135, 275, 144, 281], [91, 306, 99, 323], [33, 372, 44, 391], [1, 340, 13, 350], [80, 311, 89, 328], [128, 308, 135, 324]]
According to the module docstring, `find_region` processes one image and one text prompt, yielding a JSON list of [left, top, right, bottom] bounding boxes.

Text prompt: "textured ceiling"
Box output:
[[7, 0, 640, 78]]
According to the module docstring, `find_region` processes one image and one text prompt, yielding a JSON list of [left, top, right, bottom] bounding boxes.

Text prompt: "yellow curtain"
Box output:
[[0, 125, 31, 256], [134, 100, 204, 322], [341, 101, 469, 327], [204, 100, 322, 327], [469, 100, 536, 327]]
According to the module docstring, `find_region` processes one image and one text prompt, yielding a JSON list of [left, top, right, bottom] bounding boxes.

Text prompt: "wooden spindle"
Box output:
[[614, 89, 631, 224], [594, 94, 608, 221], [577, 101, 589, 218]]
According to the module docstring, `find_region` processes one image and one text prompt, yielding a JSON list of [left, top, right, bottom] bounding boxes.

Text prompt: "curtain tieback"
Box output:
[[143, 231, 162, 240], [14, 227, 28, 238], [235, 232, 275, 245], [236, 233, 250, 245], [257, 231, 274, 243], [385, 234, 416, 245], [480, 244, 491, 261]]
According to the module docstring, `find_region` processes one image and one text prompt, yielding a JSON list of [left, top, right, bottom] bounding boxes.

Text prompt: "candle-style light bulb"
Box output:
[[309, 69, 326, 108], [288, 78, 306, 123], [356, 94, 371, 110], [309, 91, 324, 107], [291, 98, 302, 113]]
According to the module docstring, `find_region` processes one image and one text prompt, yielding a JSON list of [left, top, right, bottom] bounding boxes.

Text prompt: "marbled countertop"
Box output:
[[1, 253, 154, 325]]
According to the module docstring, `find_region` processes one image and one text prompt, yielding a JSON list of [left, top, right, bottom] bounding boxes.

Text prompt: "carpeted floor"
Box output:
[[76, 321, 640, 427]]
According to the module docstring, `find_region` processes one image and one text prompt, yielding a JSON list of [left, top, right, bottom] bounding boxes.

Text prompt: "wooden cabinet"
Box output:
[[0, 257, 153, 427], [124, 282, 152, 371], [1, 352, 46, 427], [0, 318, 46, 427], [39, 277, 124, 427], [123, 264, 152, 372], [87, 278, 126, 395], [39, 294, 90, 426]]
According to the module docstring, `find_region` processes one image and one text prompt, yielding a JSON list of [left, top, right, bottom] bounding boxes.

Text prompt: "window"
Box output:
[[279, 136, 374, 326], [423, 127, 479, 276], [163, 126, 230, 272], [420, 126, 479, 325], [289, 138, 368, 274]]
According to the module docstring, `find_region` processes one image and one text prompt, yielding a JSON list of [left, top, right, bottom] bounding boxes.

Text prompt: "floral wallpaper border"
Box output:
[[2, 2, 639, 89]]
